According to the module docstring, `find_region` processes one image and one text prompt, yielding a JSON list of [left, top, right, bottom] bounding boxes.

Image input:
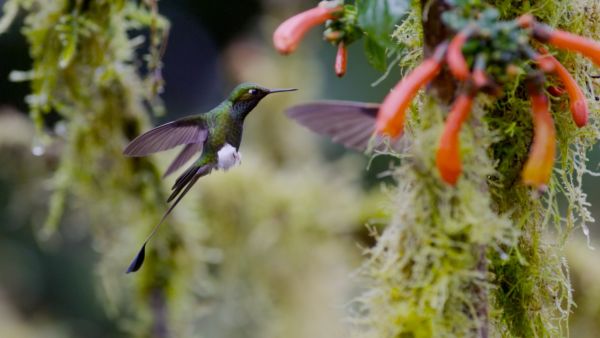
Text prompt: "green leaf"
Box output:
[[357, 0, 408, 71], [364, 36, 387, 71], [357, 0, 408, 48]]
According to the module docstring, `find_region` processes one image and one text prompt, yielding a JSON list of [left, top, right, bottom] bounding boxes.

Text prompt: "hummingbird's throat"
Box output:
[[217, 143, 242, 171]]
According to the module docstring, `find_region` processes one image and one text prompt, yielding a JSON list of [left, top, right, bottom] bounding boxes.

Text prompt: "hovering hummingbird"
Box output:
[[124, 83, 297, 273]]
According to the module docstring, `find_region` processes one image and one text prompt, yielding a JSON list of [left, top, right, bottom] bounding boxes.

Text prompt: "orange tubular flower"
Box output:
[[273, 3, 343, 55], [335, 42, 347, 77], [436, 93, 475, 185], [522, 85, 556, 189], [375, 43, 448, 138], [542, 52, 589, 127], [447, 26, 475, 81], [533, 24, 600, 67]]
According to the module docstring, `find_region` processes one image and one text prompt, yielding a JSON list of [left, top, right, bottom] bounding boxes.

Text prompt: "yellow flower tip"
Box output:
[[521, 120, 556, 190]]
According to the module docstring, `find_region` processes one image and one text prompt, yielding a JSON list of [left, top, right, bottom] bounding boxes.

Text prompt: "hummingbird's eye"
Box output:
[[248, 89, 258, 96]]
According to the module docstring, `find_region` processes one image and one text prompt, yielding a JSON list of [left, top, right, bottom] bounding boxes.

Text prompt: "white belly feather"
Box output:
[[217, 143, 242, 171]]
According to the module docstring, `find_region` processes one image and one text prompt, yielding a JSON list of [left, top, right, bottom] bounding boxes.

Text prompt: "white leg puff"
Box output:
[[217, 143, 242, 171]]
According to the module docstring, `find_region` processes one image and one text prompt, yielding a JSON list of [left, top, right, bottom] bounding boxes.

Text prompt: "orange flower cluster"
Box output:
[[273, 8, 597, 190], [375, 15, 599, 189]]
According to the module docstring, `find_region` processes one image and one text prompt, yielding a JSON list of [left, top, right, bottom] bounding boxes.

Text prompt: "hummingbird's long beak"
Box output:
[[268, 88, 298, 94]]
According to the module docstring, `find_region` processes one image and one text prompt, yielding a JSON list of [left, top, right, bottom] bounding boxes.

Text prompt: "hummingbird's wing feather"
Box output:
[[163, 143, 203, 178], [123, 119, 208, 157], [286, 101, 380, 152], [126, 162, 215, 273]]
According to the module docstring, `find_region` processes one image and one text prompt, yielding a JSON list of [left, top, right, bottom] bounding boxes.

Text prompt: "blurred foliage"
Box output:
[[0, 110, 123, 337], [0, 0, 200, 336]]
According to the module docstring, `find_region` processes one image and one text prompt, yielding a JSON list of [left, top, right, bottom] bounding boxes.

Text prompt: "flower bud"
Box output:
[[546, 85, 566, 97], [335, 42, 347, 77]]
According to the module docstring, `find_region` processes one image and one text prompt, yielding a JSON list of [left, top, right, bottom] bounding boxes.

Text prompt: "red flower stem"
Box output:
[[522, 81, 556, 189], [273, 3, 343, 55], [447, 25, 476, 81], [436, 92, 476, 185], [375, 42, 448, 138], [540, 50, 589, 127], [335, 42, 347, 77]]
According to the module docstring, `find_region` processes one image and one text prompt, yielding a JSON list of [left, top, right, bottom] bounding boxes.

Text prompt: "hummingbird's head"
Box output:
[[228, 83, 297, 118]]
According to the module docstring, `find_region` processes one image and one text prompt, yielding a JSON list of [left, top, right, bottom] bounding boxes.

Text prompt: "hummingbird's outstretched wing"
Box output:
[[286, 101, 381, 152], [163, 143, 203, 178], [126, 160, 216, 273], [123, 117, 208, 157]]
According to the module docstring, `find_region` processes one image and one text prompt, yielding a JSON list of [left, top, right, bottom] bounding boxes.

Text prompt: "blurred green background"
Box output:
[[0, 1, 599, 337]]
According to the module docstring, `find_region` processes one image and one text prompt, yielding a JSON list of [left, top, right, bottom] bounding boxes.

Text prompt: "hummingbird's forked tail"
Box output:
[[126, 163, 214, 273]]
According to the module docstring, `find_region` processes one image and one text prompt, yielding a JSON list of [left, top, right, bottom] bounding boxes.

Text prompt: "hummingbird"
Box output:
[[123, 82, 297, 273]]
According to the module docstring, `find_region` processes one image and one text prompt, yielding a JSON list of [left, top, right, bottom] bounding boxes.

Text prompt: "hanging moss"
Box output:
[[0, 1, 188, 336]]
